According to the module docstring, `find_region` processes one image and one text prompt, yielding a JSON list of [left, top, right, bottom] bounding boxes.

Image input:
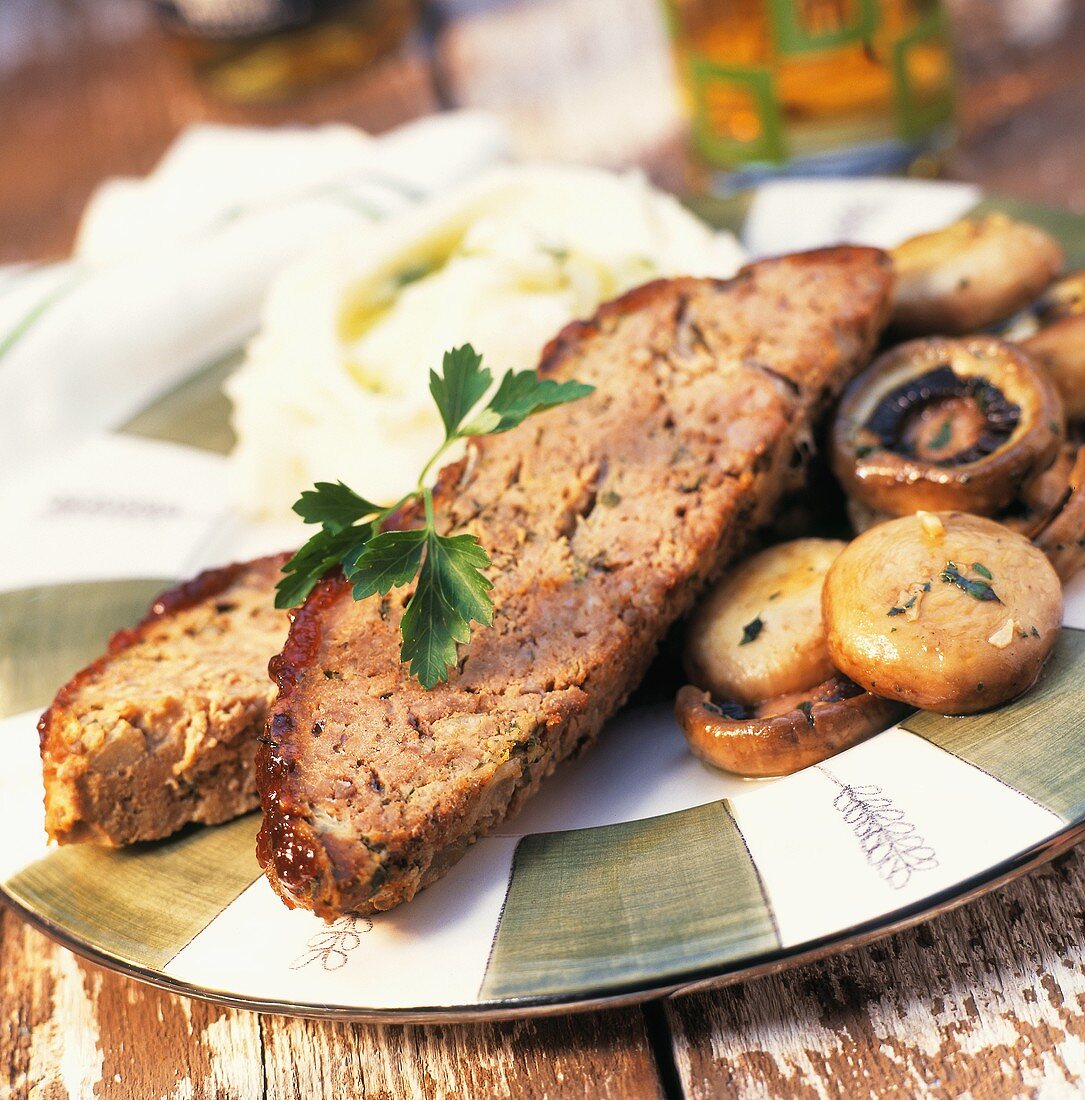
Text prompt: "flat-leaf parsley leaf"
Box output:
[[275, 344, 594, 689], [292, 480, 382, 533]]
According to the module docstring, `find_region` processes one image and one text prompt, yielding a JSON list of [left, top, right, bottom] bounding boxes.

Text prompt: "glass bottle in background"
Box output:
[[663, 0, 956, 190], [152, 0, 419, 105]]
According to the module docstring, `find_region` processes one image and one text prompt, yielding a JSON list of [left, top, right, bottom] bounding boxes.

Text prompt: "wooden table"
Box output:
[[6, 2, 1085, 1096]]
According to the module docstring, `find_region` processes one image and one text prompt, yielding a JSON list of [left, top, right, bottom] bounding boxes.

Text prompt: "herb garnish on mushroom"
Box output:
[[823, 512, 1062, 715]]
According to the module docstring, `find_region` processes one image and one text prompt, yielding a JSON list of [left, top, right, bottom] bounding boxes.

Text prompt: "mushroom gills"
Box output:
[[675, 675, 907, 779], [860, 363, 1020, 467], [832, 336, 1064, 516]]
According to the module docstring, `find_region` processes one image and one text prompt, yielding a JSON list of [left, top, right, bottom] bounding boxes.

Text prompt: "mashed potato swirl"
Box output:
[[227, 165, 744, 520]]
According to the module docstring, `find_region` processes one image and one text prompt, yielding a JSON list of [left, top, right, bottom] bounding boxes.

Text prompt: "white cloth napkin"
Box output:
[[743, 177, 982, 257], [0, 112, 509, 481]]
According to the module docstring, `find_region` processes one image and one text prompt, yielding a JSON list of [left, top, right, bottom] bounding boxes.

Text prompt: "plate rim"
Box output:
[[4, 815, 1082, 1023], [6, 187, 1085, 1021]]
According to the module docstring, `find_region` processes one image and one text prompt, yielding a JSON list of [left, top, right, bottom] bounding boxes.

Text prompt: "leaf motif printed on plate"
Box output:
[[820, 768, 939, 890], [290, 915, 373, 972]]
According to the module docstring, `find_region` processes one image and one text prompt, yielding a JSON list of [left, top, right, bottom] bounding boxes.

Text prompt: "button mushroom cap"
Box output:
[[1033, 445, 1085, 581], [823, 511, 1063, 715], [831, 336, 1064, 517], [1023, 315, 1085, 421], [891, 214, 1064, 335], [675, 677, 907, 778], [1004, 442, 1081, 539], [1003, 269, 1085, 341], [684, 538, 846, 707]]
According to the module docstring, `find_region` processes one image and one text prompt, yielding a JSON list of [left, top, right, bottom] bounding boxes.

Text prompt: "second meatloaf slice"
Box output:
[[40, 554, 290, 845], [257, 247, 894, 917]]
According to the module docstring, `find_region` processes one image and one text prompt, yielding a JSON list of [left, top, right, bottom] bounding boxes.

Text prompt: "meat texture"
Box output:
[[257, 248, 894, 917], [40, 554, 290, 845]]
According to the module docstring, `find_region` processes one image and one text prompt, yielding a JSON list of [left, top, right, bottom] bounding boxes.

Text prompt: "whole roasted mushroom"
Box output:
[[1004, 272, 1085, 421], [1032, 445, 1085, 581], [823, 511, 1063, 715], [676, 676, 907, 778], [891, 214, 1063, 334], [832, 336, 1064, 516], [684, 538, 846, 706]]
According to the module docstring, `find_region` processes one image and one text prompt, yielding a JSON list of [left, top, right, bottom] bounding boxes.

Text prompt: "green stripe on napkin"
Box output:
[[480, 800, 778, 1001], [119, 348, 242, 455], [902, 627, 1085, 823]]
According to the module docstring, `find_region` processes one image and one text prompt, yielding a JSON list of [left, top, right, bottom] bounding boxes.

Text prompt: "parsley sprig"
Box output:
[[275, 344, 593, 689]]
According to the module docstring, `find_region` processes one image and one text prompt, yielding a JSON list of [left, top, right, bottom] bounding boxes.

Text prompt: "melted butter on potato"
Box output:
[[823, 512, 1062, 715], [685, 538, 846, 706]]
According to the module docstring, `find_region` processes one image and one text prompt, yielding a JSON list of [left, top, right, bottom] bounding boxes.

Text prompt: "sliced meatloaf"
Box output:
[[39, 554, 290, 845], [257, 248, 894, 917]]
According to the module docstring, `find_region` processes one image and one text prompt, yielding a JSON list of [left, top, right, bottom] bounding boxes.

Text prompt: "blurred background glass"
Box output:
[[663, 0, 955, 189], [1, 0, 1083, 263], [153, 0, 420, 105], [424, 0, 681, 167]]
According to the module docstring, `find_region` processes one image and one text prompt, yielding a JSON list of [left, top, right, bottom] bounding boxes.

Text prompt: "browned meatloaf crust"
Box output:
[[39, 554, 290, 846], [257, 248, 894, 918]]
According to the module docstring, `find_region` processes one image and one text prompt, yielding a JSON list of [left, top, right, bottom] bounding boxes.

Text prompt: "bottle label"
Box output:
[[770, 0, 878, 54], [677, 1, 955, 171], [688, 58, 787, 169]]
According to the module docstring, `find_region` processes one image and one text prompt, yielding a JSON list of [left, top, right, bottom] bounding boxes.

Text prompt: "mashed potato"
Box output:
[[227, 165, 745, 520]]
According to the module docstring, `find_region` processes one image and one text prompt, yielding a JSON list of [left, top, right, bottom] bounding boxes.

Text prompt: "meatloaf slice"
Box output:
[[257, 247, 894, 918], [39, 554, 290, 846]]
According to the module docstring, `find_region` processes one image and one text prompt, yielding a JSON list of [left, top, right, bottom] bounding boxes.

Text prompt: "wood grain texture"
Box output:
[[0, 905, 663, 1099], [1, 905, 265, 1099], [260, 1011, 662, 1099], [667, 844, 1085, 1099]]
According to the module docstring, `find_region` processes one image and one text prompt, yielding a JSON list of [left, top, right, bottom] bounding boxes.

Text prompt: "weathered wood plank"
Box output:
[[1, 904, 663, 1100], [1, 907, 264, 1100], [667, 844, 1085, 1100], [259, 1010, 663, 1100]]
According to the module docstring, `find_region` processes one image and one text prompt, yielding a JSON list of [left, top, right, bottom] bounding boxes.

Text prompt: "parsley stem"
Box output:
[[378, 492, 414, 527], [422, 486, 436, 530], [417, 436, 454, 492]]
